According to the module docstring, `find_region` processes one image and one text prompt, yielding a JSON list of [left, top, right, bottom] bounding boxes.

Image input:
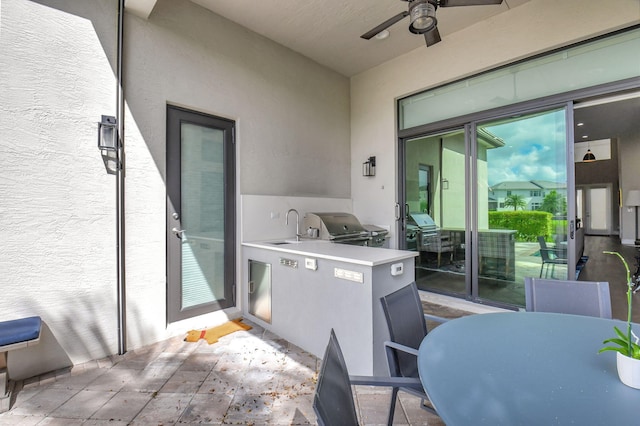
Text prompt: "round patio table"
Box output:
[[418, 312, 639, 425]]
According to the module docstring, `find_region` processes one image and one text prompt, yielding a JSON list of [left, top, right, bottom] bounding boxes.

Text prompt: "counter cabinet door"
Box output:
[[248, 260, 272, 324]]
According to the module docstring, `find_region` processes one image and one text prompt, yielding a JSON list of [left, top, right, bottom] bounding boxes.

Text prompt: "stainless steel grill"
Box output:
[[406, 212, 437, 251], [363, 224, 389, 248], [302, 212, 371, 246]]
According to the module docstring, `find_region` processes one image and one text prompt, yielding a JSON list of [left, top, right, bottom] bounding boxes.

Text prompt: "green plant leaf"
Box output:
[[602, 337, 628, 347], [599, 346, 628, 355], [613, 326, 628, 340]]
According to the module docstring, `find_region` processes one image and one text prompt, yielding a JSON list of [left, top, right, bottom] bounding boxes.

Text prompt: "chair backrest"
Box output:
[[524, 277, 612, 318], [537, 236, 552, 261], [313, 329, 359, 426], [380, 282, 428, 378], [537, 236, 548, 248]]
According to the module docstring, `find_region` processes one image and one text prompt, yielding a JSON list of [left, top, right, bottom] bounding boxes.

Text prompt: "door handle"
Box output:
[[172, 227, 184, 239], [570, 220, 575, 239]]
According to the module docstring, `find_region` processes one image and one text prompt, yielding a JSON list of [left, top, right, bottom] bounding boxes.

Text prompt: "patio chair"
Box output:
[[537, 236, 568, 278], [524, 277, 612, 318], [313, 329, 425, 426], [379, 282, 447, 424]]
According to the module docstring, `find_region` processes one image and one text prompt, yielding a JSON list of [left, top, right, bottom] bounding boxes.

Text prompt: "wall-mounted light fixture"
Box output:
[[98, 115, 118, 150], [363, 156, 376, 177]]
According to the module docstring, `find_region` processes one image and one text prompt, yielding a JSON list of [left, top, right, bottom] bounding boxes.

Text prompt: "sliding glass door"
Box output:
[[400, 129, 468, 298], [399, 107, 574, 308], [475, 108, 570, 305]]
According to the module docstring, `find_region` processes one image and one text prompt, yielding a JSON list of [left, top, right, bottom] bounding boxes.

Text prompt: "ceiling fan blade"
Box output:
[[440, 0, 503, 6], [360, 11, 409, 40], [424, 27, 441, 47]]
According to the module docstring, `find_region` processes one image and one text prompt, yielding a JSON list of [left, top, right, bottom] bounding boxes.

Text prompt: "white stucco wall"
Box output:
[[1, 0, 351, 368], [0, 0, 119, 370], [350, 0, 640, 248], [123, 0, 351, 349]]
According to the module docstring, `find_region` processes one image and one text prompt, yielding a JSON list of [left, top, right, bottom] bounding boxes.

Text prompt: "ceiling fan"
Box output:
[[361, 0, 503, 47]]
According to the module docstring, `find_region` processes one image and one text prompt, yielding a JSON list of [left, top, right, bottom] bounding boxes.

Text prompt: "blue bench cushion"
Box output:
[[0, 316, 42, 347]]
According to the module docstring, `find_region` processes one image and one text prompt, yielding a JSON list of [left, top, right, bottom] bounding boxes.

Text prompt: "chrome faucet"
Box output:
[[286, 208, 300, 241]]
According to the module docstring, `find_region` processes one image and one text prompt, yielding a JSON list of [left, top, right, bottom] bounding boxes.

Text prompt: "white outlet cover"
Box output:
[[305, 258, 317, 270]]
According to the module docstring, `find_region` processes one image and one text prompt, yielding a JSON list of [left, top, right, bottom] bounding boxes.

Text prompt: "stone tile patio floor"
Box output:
[[0, 319, 444, 425]]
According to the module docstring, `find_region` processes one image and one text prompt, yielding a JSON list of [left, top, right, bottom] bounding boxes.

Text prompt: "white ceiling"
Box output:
[[190, 0, 531, 77]]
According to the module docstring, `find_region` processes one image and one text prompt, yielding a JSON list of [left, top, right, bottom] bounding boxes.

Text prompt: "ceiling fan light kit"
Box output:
[[409, 1, 437, 34], [375, 30, 390, 40], [361, 0, 503, 47]]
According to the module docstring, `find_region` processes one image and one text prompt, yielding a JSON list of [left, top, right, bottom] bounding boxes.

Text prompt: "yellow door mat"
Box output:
[[184, 319, 252, 344]]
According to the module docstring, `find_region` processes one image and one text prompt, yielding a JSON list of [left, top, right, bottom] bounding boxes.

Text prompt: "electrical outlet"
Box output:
[[305, 258, 317, 270], [390, 263, 403, 276]]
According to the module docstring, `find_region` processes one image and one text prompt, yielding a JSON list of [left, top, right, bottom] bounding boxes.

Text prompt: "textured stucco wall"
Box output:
[[350, 0, 640, 248], [0, 0, 120, 367], [1, 0, 351, 368], [122, 0, 351, 349]]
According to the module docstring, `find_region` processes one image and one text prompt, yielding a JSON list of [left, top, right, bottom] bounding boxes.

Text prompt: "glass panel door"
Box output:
[[580, 185, 612, 235], [475, 108, 569, 306], [167, 106, 235, 323], [402, 129, 467, 297]]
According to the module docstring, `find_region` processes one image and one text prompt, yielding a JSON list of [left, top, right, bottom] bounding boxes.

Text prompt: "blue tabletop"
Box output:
[[418, 312, 639, 425]]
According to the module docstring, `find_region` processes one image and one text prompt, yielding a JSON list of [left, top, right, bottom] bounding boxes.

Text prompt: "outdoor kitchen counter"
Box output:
[[242, 239, 417, 266], [241, 241, 418, 375]]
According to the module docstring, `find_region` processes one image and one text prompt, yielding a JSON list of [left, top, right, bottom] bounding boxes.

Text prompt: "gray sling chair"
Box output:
[[313, 329, 425, 426], [379, 282, 448, 424], [524, 277, 612, 318], [537, 236, 568, 278]]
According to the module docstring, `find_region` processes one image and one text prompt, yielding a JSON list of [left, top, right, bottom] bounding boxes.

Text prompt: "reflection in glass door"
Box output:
[[476, 108, 569, 306], [167, 106, 235, 323], [402, 129, 467, 297]]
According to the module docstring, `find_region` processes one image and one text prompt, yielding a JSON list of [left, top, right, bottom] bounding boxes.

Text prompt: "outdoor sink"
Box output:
[[268, 239, 304, 245]]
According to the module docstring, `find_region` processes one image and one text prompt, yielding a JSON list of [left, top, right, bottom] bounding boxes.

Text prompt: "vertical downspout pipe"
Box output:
[[116, 0, 127, 355]]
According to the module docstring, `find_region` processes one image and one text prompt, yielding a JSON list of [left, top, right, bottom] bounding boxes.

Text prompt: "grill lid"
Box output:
[[303, 212, 369, 240], [407, 213, 437, 236]]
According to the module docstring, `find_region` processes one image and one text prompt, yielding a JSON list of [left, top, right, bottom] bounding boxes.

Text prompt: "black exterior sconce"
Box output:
[[363, 156, 376, 177]]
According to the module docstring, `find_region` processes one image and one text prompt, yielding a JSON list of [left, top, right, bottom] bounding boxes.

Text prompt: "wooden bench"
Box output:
[[0, 316, 41, 413]]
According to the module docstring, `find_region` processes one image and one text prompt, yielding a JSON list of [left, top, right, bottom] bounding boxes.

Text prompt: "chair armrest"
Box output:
[[384, 340, 419, 357], [424, 313, 448, 324], [349, 375, 422, 388]]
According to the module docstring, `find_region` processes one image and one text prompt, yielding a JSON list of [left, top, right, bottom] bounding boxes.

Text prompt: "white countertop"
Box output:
[[242, 239, 418, 266]]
